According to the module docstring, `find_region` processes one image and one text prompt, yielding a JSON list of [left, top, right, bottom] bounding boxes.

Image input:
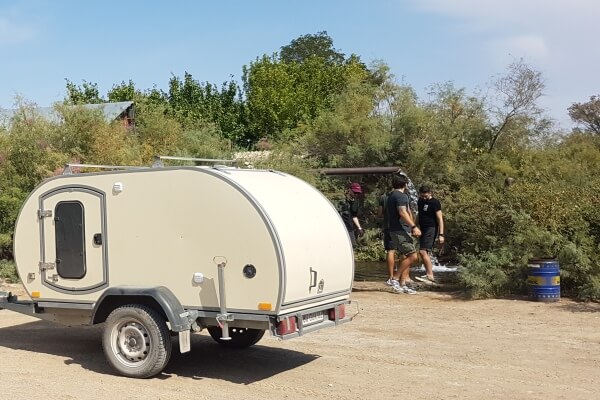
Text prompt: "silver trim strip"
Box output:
[[37, 301, 95, 310]]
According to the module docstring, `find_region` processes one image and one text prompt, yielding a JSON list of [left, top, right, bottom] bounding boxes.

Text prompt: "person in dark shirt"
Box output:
[[415, 185, 445, 283], [385, 175, 421, 294], [339, 182, 364, 247]]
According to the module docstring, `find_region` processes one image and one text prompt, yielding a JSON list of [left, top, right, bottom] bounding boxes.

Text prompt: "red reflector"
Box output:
[[338, 304, 346, 319], [328, 304, 347, 321], [277, 317, 297, 335]]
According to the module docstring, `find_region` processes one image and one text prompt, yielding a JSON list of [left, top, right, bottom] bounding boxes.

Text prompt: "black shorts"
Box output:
[[419, 226, 437, 250], [382, 229, 393, 251]]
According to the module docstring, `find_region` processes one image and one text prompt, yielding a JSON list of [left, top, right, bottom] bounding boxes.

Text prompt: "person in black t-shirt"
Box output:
[[415, 185, 445, 283], [384, 175, 421, 294]]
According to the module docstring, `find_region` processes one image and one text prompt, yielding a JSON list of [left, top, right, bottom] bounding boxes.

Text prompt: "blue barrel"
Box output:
[[527, 258, 560, 302]]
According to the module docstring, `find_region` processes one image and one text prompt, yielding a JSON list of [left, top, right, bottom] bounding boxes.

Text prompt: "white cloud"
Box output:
[[412, 0, 598, 65], [410, 0, 600, 126], [415, 0, 600, 28], [0, 16, 34, 46]]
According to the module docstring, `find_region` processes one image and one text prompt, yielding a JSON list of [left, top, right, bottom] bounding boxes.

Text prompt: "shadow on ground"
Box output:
[[164, 335, 319, 382], [352, 280, 467, 300], [560, 301, 600, 313], [0, 319, 319, 382]]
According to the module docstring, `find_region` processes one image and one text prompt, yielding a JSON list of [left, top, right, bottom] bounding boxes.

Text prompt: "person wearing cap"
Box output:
[[339, 182, 364, 247], [414, 185, 444, 284]]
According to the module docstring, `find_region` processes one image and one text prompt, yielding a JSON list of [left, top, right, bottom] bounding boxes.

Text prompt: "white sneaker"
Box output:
[[385, 278, 394, 286], [389, 279, 402, 293], [401, 285, 417, 295]]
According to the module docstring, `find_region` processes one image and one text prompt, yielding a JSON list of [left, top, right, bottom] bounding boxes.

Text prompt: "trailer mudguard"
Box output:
[[92, 286, 191, 332]]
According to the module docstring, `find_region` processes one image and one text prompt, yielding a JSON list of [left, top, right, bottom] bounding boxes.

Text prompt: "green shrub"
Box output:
[[354, 229, 385, 262], [429, 133, 600, 301], [458, 249, 516, 299], [0, 260, 19, 283], [578, 275, 600, 302]]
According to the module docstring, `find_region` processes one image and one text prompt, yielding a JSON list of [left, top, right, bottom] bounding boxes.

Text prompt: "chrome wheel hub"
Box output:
[[112, 321, 151, 365]]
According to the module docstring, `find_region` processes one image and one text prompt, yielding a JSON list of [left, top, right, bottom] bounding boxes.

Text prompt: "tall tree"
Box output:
[[280, 31, 344, 65], [167, 72, 247, 145], [568, 95, 600, 134], [243, 35, 370, 143], [64, 79, 104, 104], [488, 59, 545, 152], [301, 76, 389, 168], [425, 82, 488, 149], [107, 80, 139, 102]]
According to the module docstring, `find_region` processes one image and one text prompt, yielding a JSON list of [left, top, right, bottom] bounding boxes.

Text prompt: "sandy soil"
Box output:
[[1, 281, 599, 400]]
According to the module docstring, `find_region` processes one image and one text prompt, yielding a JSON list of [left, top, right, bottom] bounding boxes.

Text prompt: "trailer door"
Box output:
[[39, 187, 108, 293]]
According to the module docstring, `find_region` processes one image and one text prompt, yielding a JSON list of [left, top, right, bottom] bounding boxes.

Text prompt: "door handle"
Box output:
[[309, 268, 318, 292], [93, 233, 103, 245]]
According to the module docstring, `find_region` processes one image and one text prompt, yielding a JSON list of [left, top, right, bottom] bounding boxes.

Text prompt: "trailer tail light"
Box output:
[[277, 317, 297, 335], [328, 304, 346, 321]]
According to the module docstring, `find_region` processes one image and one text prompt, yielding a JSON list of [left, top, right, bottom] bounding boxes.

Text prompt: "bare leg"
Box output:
[[387, 250, 396, 279], [401, 263, 411, 283], [395, 253, 410, 283], [394, 252, 418, 285], [420, 249, 434, 278]]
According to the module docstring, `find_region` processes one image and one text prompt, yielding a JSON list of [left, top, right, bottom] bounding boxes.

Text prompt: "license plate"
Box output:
[[302, 311, 325, 326]]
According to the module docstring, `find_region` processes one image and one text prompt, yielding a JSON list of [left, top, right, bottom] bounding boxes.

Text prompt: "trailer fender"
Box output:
[[92, 286, 192, 332]]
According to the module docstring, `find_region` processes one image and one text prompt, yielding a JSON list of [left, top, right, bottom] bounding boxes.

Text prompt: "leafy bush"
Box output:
[[354, 229, 386, 262], [458, 249, 516, 299], [445, 134, 600, 300], [0, 260, 19, 283]]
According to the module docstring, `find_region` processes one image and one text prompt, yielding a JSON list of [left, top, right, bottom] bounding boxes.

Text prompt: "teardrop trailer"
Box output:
[[0, 157, 355, 378]]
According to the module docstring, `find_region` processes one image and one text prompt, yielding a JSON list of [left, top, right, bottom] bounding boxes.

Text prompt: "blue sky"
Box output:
[[1, 0, 598, 128]]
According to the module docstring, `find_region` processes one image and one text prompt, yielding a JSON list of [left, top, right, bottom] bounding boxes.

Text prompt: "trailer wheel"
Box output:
[[102, 304, 172, 378], [207, 326, 265, 349]]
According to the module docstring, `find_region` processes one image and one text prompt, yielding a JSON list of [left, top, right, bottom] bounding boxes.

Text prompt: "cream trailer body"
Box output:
[[1, 164, 354, 378]]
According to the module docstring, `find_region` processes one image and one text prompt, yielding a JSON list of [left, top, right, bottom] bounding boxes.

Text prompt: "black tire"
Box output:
[[102, 304, 172, 378], [207, 326, 265, 349]]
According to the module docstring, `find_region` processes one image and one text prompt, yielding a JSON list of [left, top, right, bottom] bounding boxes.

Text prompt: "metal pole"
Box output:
[[217, 261, 231, 340], [318, 166, 402, 176]]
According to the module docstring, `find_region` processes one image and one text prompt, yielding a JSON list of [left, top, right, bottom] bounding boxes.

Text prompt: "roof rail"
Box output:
[[62, 163, 148, 175], [152, 155, 238, 168]]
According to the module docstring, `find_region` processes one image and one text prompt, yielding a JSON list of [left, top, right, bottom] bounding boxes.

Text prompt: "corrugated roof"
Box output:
[[0, 101, 133, 127]]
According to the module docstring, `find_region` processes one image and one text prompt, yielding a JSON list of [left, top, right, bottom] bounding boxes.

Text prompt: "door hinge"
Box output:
[[39, 262, 56, 272], [38, 210, 53, 219]]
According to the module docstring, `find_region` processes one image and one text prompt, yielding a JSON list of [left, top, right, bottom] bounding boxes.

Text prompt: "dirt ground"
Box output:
[[1, 281, 599, 400]]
